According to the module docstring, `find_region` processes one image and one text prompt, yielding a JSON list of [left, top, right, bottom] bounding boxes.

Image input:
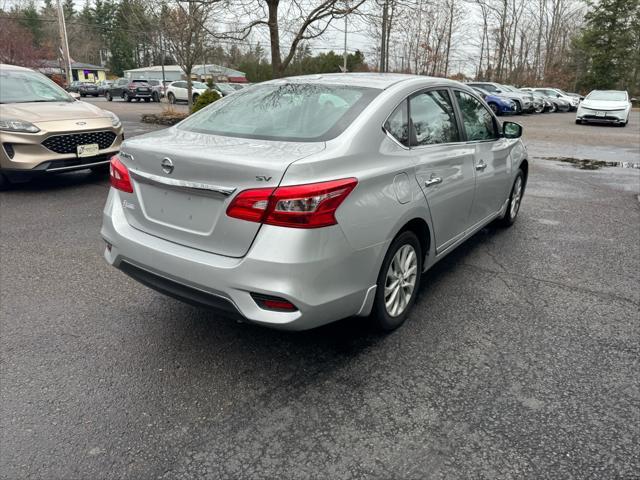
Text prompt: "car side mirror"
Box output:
[[69, 92, 81, 100], [631, 97, 638, 102], [495, 89, 502, 93], [502, 121, 522, 139], [556, 94, 561, 98]]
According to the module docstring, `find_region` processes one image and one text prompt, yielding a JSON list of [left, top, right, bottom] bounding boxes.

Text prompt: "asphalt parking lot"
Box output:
[[1, 105, 639, 479]]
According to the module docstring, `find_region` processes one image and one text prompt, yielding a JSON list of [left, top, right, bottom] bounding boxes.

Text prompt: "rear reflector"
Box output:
[[226, 178, 357, 228], [109, 155, 133, 193], [251, 294, 298, 312]]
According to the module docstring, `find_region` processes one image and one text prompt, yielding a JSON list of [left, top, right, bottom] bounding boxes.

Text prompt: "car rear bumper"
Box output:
[[101, 188, 384, 330]]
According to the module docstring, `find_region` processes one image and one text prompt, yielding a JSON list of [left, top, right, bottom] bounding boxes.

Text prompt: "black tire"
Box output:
[[152, 92, 159, 102], [371, 230, 422, 332], [106, 92, 112, 101], [575, 119, 582, 125], [498, 170, 525, 227], [488, 102, 499, 115], [192, 93, 199, 103], [124, 92, 131, 102], [168, 93, 175, 104], [0, 171, 10, 191], [93, 94, 98, 97], [80, 93, 86, 97], [144, 97, 151, 102], [549, 103, 557, 113], [513, 100, 522, 114]]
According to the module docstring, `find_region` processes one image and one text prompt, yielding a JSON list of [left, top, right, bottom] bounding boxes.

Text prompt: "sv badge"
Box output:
[[256, 175, 272, 182]]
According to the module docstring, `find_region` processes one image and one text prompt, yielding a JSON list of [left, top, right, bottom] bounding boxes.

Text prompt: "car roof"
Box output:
[[265, 73, 462, 90]]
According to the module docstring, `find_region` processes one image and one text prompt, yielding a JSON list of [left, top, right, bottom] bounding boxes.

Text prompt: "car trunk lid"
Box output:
[[119, 128, 325, 257]]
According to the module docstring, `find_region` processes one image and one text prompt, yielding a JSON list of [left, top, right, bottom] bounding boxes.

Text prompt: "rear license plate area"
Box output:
[[139, 184, 221, 233]]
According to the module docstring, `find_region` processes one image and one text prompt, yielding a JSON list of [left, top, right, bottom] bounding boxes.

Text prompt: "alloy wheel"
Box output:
[[510, 176, 523, 219], [384, 244, 418, 317]]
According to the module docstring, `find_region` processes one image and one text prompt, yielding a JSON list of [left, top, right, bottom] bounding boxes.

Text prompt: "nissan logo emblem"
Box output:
[[161, 157, 174, 174]]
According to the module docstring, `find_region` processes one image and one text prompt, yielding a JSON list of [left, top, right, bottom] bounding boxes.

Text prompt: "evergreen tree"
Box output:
[[573, 0, 640, 93], [19, 2, 43, 47]]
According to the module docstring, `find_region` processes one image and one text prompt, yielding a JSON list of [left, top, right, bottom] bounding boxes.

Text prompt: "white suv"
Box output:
[[166, 81, 209, 104]]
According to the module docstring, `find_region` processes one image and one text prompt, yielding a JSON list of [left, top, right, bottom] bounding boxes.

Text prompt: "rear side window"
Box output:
[[454, 91, 498, 141], [384, 101, 409, 146], [408, 90, 460, 146]]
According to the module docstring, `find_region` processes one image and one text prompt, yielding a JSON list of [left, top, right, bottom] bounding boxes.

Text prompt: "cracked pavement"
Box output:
[[1, 111, 639, 479]]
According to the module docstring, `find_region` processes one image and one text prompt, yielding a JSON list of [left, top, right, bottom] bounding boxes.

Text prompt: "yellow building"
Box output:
[[38, 60, 108, 84]]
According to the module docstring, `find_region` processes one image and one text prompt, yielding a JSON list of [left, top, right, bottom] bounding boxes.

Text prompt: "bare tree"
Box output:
[[195, 0, 366, 77], [163, 0, 210, 108]]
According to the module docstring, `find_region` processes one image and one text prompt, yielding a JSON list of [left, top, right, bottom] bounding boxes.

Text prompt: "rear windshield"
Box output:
[[178, 82, 380, 142]]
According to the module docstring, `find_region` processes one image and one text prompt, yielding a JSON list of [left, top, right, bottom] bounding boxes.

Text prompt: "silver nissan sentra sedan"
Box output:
[[101, 73, 528, 331]]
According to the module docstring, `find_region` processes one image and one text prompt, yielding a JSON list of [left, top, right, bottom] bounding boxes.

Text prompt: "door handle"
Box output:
[[425, 176, 443, 187], [476, 160, 487, 171]]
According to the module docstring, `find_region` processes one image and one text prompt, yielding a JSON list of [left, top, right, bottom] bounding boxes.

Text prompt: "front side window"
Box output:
[[408, 90, 459, 146], [454, 91, 497, 141], [474, 83, 499, 93], [384, 100, 408, 146], [0, 69, 74, 104], [179, 82, 380, 142]]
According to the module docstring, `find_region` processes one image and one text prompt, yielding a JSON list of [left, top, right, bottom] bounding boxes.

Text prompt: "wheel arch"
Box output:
[[380, 206, 434, 273]]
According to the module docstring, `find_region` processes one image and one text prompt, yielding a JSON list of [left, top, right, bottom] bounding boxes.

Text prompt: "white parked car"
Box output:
[[576, 90, 634, 126], [530, 88, 580, 111], [166, 81, 208, 104]]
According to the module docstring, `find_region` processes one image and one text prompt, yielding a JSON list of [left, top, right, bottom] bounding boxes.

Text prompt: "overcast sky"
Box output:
[[3, 0, 481, 74]]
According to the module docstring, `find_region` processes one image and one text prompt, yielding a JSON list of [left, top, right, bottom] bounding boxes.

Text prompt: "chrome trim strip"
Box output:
[[46, 159, 110, 172], [128, 167, 236, 197]]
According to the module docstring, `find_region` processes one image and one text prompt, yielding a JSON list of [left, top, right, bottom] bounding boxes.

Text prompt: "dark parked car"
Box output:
[[212, 82, 237, 97], [66, 80, 85, 93], [78, 82, 99, 97], [144, 79, 164, 102], [105, 78, 153, 102], [471, 86, 516, 115], [97, 80, 114, 95]]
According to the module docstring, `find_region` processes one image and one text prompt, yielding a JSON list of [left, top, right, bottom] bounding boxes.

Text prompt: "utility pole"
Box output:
[[380, 0, 388, 73], [56, 0, 72, 86], [342, 14, 348, 72], [160, 30, 166, 87]]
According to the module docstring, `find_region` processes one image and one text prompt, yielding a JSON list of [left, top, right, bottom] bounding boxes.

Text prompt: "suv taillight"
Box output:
[[226, 178, 357, 228], [110, 155, 133, 193]]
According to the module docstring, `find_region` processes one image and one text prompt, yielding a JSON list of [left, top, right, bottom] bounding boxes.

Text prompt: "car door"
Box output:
[[408, 88, 476, 253], [175, 82, 187, 100], [453, 89, 512, 227], [113, 79, 126, 97]]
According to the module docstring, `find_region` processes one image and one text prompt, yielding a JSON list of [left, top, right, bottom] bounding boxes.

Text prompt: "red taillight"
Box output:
[[226, 178, 357, 228], [109, 155, 133, 193]]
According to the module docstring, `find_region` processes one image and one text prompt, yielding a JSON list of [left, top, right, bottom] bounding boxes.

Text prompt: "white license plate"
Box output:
[[595, 111, 605, 117], [77, 143, 99, 157]]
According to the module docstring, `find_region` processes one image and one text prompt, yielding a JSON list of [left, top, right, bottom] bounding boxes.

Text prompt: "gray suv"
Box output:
[[101, 74, 528, 331]]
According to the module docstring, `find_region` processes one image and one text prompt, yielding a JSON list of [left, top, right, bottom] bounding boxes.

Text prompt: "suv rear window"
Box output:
[[179, 82, 381, 142]]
